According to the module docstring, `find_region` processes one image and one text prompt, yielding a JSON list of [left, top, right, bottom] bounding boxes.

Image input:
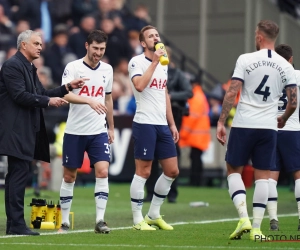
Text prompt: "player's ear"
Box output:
[[141, 41, 146, 49], [85, 42, 89, 50]]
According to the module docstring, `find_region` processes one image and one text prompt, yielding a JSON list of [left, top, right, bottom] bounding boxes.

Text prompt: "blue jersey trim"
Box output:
[[83, 61, 100, 70], [268, 49, 272, 58], [285, 83, 297, 88], [231, 77, 244, 83], [145, 56, 152, 62], [131, 74, 142, 80]]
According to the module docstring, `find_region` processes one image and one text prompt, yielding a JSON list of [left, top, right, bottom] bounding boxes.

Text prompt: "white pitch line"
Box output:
[[0, 213, 297, 239], [0, 243, 299, 250]]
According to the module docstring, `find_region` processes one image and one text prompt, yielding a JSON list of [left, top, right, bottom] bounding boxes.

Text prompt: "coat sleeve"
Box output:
[[3, 61, 50, 108]]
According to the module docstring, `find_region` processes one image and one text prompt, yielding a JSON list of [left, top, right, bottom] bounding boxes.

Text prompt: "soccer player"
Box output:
[[128, 25, 179, 230], [216, 20, 297, 241], [58, 30, 114, 233], [267, 44, 300, 231]]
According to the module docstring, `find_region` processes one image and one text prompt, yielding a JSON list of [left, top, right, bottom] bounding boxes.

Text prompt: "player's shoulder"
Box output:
[[99, 61, 113, 71], [129, 54, 145, 64], [128, 54, 145, 71], [68, 58, 83, 66], [294, 69, 300, 85]]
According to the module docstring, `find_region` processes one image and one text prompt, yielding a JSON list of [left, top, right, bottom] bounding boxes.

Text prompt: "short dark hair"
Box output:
[[87, 30, 108, 45], [257, 20, 279, 41], [139, 25, 158, 42], [275, 44, 293, 61]]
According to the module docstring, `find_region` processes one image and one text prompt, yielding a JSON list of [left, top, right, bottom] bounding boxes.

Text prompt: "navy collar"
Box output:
[[83, 60, 100, 70], [145, 56, 152, 62]]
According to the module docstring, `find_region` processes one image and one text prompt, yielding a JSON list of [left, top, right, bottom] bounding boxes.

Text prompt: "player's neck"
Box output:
[[144, 50, 154, 60], [83, 55, 99, 69], [259, 42, 274, 51]]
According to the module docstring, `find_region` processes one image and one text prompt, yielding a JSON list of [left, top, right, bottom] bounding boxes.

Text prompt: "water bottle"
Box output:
[[154, 42, 169, 66]]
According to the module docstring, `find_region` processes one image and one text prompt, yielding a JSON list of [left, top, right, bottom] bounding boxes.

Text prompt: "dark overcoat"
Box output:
[[0, 51, 68, 162]]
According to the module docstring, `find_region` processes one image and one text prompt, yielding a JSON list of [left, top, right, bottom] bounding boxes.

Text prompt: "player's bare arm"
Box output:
[[218, 79, 242, 124], [132, 49, 165, 92], [278, 85, 297, 128], [105, 93, 114, 144], [216, 79, 242, 146], [63, 92, 107, 115], [165, 88, 179, 143]]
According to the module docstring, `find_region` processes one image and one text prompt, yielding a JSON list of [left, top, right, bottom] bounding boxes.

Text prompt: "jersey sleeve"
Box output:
[[232, 55, 245, 83], [61, 62, 75, 86], [284, 65, 297, 88], [128, 58, 143, 80], [105, 67, 113, 94], [295, 70, 300, 87]]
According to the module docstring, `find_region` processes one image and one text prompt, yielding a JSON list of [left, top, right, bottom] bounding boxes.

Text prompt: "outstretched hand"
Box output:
[[69, 78, 89, 89], [49, 97, 68, 107]]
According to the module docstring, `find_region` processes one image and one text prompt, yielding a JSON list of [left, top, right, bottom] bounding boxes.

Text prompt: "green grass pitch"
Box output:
[[0, 183, 299, 249]]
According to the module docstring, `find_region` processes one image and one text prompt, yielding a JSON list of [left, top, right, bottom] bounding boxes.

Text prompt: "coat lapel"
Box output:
[[15, 51, 37, 94]]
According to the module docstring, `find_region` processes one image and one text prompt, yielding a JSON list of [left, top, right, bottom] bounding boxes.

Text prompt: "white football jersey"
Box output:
[[128, 54, 168, 125], [62, 59, 113, 135], [278, 70, 300, 131], [231, 49, 296, 130]]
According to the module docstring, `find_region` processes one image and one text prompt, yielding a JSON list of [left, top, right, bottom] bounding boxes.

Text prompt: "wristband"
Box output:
[[67, 83, 73, 91]]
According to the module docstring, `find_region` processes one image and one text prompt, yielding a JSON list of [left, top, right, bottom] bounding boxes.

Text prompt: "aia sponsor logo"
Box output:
[[149, 78, 166, 89], [79, 86, 104, 97]]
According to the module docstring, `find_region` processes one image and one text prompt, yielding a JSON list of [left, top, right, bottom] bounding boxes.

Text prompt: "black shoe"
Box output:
[[8, 227, 40, 236]]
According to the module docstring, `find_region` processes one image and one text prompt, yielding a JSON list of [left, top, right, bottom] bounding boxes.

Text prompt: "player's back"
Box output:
[[232, 49, 296, 130]]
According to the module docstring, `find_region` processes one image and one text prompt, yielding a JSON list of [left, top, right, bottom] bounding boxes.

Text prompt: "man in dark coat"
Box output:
[[0, 30, 87, 236]]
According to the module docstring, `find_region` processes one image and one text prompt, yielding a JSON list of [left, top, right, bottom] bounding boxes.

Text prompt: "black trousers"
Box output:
[[189, 147, 204, 186], [5, 156, 31, 231], [145, 143, 180, 201]]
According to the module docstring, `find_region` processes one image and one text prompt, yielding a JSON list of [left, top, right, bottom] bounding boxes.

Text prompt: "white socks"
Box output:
[[130, 174, 147, 225], [227, 173, 248, 218], [267, 178, 278, 221], [60, 179, 75, 226], [295, 179, 300, 219], [252, 179, 268, 229], [148, 173, 174, 219], [94, 177, 109, 223]]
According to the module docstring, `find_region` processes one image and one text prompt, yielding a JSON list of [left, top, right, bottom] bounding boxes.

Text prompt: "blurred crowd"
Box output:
[[0, 0, 152, 115], [0, 0, 249, 189]]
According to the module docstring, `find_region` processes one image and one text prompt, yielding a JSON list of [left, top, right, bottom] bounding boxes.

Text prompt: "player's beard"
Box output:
[[88, 52, 102, 65], [145, 41, 155, 52]]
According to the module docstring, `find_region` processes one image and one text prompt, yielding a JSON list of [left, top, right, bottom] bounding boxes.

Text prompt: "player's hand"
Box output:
[[153, 49, 165, 64], [88, 99, 108, 114], [69, 78, 89, 89], [108, 128, 114, 144], [277, 115, 286, 129], [169, 124, 179, 143], [216, 121, 227, 146], [48, 97, 68, 107]]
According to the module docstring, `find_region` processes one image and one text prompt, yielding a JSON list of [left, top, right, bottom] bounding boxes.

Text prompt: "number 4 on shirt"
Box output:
[[254, 75, 270, 101]]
